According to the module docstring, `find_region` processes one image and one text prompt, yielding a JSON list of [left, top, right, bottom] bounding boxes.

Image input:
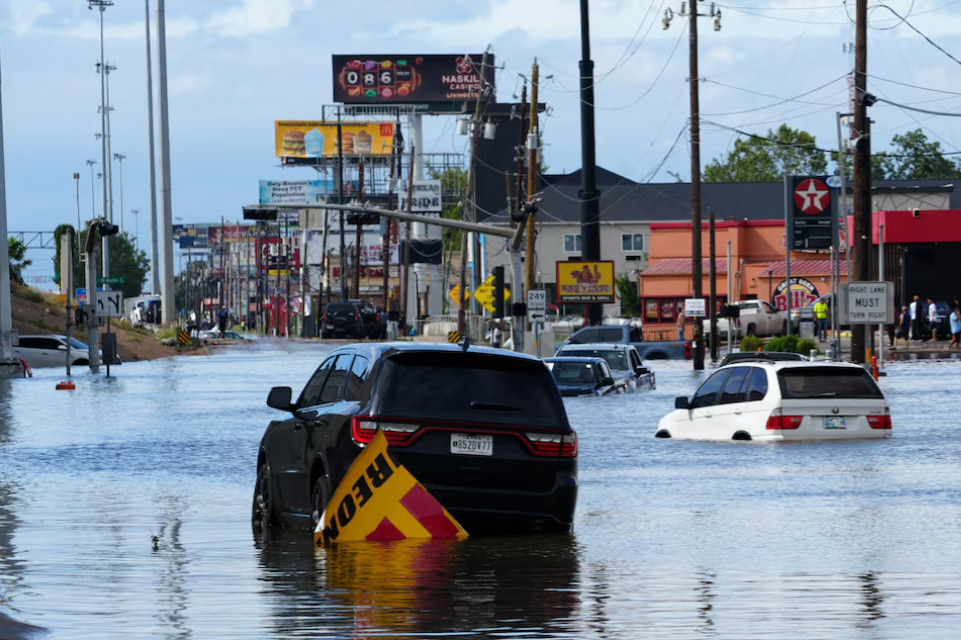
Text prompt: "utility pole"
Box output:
[[144, 0, 160, 295], [578, 0, 602, 327], [525, 61, 539, 330], [157, 0, 176, 325], [664, 0, 721, 371], [851, 0, 873, 364]]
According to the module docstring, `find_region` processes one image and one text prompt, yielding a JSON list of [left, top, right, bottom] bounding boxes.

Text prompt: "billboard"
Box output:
[[259, 180, 333, 205], [332, 54, 494, 104], [274, 121, 395, 158], [556, 261, 615, 304]]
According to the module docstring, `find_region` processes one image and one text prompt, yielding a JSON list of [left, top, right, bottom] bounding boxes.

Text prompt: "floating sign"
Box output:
[[315, 430, 468, 545], [839, 281, 893, 325], [556, 261, 615, 304]]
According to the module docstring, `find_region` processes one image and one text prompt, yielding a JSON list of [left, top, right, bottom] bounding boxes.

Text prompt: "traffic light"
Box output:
[[347, 212, 380, 225], [98, 220, 119, 236], [492, 266, 505, 318]]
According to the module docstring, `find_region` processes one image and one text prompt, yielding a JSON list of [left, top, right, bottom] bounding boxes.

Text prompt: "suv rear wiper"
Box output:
[[808, 392, 837, 398], [470, 401, 522, 412]]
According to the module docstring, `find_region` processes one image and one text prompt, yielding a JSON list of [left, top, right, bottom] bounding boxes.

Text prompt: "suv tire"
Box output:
[[252, 462, 275, 528], [310, 474, 332, 533]]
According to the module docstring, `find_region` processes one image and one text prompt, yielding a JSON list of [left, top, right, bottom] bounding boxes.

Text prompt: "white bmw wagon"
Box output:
[[656, 358, 891, 442]]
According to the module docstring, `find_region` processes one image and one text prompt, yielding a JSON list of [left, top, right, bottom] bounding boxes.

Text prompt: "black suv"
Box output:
[[320, 302, 365, 339], [252, 342, 578, 536]]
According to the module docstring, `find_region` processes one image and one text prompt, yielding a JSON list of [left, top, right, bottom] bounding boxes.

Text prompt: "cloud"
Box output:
[[206, 0, 314, 37], [6, 1, 53, 36]]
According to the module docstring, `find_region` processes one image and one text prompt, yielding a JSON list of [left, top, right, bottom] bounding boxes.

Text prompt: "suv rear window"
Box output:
[[326, 303, 358, 313], [777, 367, 884, 399], [377, 352, 564, 418]]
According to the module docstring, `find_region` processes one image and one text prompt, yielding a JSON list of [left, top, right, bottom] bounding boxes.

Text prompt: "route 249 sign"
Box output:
[[785, 175, 836, 251]]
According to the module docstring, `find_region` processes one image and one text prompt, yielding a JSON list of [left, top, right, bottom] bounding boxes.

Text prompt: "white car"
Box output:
[[13, 334, 101, 368], [655, 358, 891, 442], [703, 299, 786, 339]]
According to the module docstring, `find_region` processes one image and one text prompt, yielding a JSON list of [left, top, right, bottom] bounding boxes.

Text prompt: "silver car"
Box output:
[[13, 334, 100, 368]]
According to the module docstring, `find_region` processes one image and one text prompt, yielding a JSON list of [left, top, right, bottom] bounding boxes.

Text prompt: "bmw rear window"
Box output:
[[377, 352, 565, 418], [777, 367, 884, 399]]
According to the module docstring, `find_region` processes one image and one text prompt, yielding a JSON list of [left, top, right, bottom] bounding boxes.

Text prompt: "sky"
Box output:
[[4, 0, 961, 287]]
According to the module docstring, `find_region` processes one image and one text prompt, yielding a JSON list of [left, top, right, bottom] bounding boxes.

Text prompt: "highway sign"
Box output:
[[96, 291, 124, 318], [839, 281, 893, 325], [98, 275, 125, 285], [527, 289, 547, 323]]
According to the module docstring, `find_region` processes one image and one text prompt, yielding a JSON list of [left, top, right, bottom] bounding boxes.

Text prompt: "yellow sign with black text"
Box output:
[[556, 260, 615, 304], [314, 430, 468, 545]]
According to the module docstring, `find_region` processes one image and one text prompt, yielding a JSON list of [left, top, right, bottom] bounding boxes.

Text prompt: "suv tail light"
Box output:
[[766, 408, 803, 430], [867, 414, 892, 429], [684, 342, 691, 359], [352, 417, 421, 446], [525, 431, 578, 457]]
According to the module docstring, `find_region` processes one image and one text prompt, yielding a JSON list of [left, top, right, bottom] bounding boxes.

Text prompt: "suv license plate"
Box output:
[[824, 416, 846, 430], [450, 433, 492, 456]]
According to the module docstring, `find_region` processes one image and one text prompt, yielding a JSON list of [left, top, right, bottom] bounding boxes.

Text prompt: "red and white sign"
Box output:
[[794, 178, 830, 214]]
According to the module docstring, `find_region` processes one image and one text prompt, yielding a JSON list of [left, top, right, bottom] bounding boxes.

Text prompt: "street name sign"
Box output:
[[98, 275, 125, 286], [839, 281, 893, 324], [684, 298, 706, 318]]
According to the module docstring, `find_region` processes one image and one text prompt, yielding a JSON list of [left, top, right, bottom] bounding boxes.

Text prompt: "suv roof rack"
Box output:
[[718, 351, 809, 366]]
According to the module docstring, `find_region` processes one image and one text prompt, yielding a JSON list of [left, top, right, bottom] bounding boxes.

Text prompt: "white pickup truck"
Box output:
[[703, 299, 787, 339]]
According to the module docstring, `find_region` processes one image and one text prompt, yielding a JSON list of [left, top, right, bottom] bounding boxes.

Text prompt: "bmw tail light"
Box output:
[[351, 417, 421, 446], [524, 431, 578, 457], [867, 414, 892, 429], [765, 408, 803, 430]]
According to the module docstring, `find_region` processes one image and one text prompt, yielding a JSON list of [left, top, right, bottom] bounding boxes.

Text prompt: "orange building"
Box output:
[[638, 220, 846, 329]]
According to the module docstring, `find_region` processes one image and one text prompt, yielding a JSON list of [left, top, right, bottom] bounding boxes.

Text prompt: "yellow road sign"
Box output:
[[448, 285, 471, 303], [472, 275, 510, 313], [315, 430, 468, 545]]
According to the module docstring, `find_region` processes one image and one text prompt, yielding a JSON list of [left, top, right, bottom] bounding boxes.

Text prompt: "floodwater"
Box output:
[[2, 341, 961, 639]]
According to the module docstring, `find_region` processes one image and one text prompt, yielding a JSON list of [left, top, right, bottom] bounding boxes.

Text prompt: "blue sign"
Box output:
[[76, 288, 86, 306], [826, 175, 843, 188]]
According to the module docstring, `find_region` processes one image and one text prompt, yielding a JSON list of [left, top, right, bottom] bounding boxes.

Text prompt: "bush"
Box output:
[[740, 335, 764, 352], [762, 335, 819, 355]]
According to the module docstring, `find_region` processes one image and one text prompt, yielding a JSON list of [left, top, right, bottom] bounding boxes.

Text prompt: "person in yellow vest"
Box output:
[[813, 298, 829, 341]]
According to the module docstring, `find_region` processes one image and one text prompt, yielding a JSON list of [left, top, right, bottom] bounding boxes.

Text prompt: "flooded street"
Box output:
[[3, 341, 961, 638]]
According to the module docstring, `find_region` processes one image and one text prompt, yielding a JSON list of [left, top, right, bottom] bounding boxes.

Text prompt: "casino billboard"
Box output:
[[332, 54, 495, 105]]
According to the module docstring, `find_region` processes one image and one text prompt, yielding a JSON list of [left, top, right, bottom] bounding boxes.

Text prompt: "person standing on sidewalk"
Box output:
[[910, 295, 922, 341], [894, 305, 911, 349], [676, 308, 686, 341], [929, 297, 939, 342], [948, 305, 961, 350], [814, 297, 829, 341]]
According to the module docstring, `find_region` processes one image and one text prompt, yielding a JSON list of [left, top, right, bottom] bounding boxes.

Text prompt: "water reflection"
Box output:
[[255, 532, 581, 637], [152, 492, 190, 640]]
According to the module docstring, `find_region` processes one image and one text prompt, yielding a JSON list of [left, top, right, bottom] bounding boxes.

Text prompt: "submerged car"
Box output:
[[13, 334, 107, 368], [553, 343, 655, 391], [656, 360, 891, 442], [253, 342, 578, 536], [544, 356, 622, 397]]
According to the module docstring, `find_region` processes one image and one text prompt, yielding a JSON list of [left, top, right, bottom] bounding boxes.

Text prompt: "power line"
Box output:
[[874, 3, 961, 66]]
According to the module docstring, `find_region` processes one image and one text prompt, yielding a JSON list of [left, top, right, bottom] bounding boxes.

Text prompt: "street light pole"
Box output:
[[89, 0, 113, 281], [113, 152, 126, 234], [86, 159, 97, 218], [131, 209, 140, 251]]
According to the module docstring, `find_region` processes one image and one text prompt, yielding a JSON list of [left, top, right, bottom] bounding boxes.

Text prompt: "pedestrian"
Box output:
[[909, 295, 922, 341], [894, 305, 910, 349], [948, 305, 961, 350], [814, 297, 829, 341], [492, 320, 503, 349], [676, 308, 686, 341], [928, 297, 939, 342], [217, 308, 228, 339]]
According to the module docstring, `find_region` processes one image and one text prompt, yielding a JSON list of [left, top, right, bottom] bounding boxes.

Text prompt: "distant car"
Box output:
[[705, 299, 787, 339], [13, 334, 109, 368], [554, 343, 655, 391], [544, 356, 622, 397], [254, 342, 577, 536], [655, 360, 891, 442], [321, 302, 365, 339], [200, 329, 244, 340]]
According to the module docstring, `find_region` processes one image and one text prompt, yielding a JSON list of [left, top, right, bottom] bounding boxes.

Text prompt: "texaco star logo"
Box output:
[[794, 178, 830, 214]]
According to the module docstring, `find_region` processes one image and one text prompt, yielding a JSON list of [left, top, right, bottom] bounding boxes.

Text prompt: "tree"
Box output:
[[871, 129, 961, 179], [704, 124, 828, 182], [9, 237, 30, 286], [615, 274, 640, 317]]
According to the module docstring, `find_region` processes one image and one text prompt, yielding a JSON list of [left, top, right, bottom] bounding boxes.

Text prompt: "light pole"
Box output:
[[131, 208, 140, 251], [113, 152, 126, 234], [85, 159, 97, 217], [89, 0, 114, 280]]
